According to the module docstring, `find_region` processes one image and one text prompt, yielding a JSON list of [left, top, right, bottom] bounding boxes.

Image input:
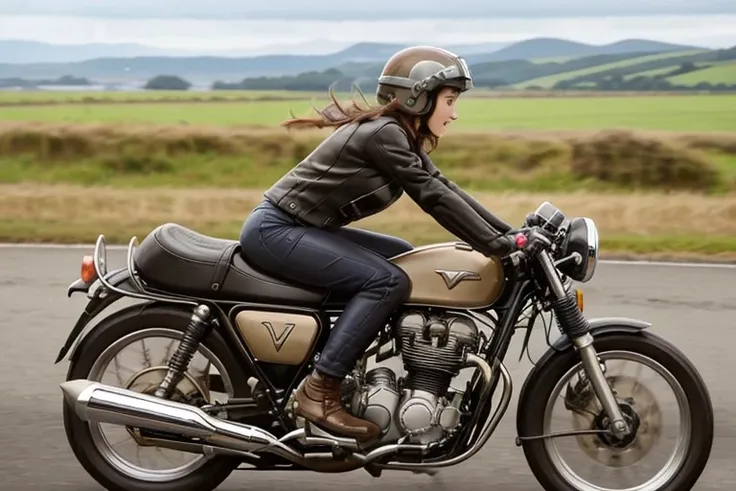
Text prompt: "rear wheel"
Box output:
[[63, 304, 251, 491], [518, 332, 713, 491]]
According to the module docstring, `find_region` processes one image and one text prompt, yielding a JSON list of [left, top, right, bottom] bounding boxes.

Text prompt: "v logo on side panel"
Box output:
[[261, 321, 296, 352]]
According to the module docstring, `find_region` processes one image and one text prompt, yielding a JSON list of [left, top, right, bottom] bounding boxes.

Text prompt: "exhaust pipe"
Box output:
[[60, 379, 304, 462], [60, 379, 429, 473]]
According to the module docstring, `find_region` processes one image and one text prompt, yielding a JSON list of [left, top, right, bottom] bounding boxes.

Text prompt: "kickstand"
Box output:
[[412, 468, 440, 476], [364, 465, 439, 478]]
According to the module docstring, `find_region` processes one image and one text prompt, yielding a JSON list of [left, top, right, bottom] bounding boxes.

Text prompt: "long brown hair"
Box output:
[[280, 85, 440, 152]]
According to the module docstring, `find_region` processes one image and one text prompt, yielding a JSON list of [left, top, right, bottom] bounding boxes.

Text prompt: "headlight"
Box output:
[[557, 217, 599, 283]]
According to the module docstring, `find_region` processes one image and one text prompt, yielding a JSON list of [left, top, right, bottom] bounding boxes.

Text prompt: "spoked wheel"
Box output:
[[62, 305, 251, 491], [518, 332, 713, 491]]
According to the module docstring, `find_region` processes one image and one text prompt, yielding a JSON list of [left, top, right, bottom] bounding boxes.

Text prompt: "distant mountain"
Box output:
[[470, 37, 702, 62], [0, 40, 511, 82], [601, 39, 704, 55], [0, 39, 358, 63], [0, 39, 510, 65], [0, 41, 171, 64], [335, 41, 512, 61], [0, 37, 705, 84]]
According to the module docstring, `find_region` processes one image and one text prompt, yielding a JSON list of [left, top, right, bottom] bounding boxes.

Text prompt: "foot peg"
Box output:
[[299, 418, 361, 451]]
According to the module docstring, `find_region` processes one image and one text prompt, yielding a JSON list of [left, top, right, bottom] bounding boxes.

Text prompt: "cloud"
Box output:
[[2, 14, 734, 52], [1, 0, 735, 20]]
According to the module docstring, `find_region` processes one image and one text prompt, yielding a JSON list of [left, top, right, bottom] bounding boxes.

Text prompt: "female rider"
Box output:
[[239, 45, 519, 443]]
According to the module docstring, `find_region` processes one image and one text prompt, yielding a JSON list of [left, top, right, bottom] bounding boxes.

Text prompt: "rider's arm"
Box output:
[[366, 122, 515, 257], [418, 150, 514, 234]]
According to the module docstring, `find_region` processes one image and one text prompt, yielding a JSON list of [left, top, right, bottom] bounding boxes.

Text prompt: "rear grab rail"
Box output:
[[93, 234, 199, 306]]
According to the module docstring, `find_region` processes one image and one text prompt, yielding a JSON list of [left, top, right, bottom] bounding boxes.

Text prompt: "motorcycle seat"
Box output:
[[133, 222, 328, 307]]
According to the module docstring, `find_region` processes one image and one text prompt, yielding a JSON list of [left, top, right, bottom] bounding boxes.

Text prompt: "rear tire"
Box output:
[[62, 303, 251, 491], [517, 331, 714, 491]]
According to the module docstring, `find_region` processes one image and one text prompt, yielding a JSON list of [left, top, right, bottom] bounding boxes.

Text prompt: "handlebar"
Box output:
[[493, 201, 568, 261], [511, 226, 553, 257]]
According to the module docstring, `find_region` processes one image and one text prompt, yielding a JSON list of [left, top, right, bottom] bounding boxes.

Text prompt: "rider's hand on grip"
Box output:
[[514, 226, 551, 258], [524, 212, 541, 228]]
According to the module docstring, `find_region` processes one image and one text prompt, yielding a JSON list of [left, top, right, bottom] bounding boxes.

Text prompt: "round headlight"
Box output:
[[581, 217, 599, 282], [558, 217, 599, 283]]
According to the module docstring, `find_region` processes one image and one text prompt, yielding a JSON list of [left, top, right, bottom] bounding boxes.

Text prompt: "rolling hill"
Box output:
[[0, 37, 703, 83], [468, 38, 701, 64], [210, 45, 736, 92], [667, 61, 736, 85], [514, 50, 708, 88]]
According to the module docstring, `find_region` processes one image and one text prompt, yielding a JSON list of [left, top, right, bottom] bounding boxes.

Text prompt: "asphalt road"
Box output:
[[1, 246, 735, 490]]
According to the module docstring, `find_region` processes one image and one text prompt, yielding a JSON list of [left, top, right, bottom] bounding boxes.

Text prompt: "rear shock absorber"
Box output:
[[155, 305, 213, 399]]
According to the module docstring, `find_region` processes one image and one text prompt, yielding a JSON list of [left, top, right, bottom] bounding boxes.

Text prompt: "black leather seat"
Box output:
[[133, 223, 328, 306]]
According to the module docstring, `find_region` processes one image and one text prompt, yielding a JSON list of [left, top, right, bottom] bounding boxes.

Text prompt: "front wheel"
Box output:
[[62, 304, 252, 491], [518, 331, 713, 491]]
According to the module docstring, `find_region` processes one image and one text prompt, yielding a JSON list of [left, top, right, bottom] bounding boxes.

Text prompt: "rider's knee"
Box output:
[[383, 266, 411, 303]]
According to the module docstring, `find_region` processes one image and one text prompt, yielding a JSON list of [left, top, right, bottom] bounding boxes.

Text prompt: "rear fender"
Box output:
[[55, 268, 136, 363]]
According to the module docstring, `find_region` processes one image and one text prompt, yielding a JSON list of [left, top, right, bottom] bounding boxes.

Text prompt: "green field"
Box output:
[[623, 65, 682, 79], [0, 86, 690, 107], [622, 60, 735, 81], [2, 94, 735, 132], [669, 62, 736, 85]]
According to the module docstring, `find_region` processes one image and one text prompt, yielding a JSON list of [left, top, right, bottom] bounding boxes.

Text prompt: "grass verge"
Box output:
[[1, 122, 733, 193], [3, 184, 736, 260]]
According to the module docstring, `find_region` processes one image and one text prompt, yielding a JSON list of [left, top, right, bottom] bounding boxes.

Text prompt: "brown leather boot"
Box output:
[[293, 370, 380, 443]]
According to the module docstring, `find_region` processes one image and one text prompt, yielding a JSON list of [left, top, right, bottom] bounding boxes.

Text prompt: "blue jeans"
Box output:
[[239, 200, 412, 378]]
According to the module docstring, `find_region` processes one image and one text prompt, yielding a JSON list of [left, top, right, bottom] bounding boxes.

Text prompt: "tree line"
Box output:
[[3, 45, 734, 92], [206, 46, 736, 92]]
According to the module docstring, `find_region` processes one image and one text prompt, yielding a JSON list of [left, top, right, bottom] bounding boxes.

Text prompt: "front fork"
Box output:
[[537, 251, 630, 438]]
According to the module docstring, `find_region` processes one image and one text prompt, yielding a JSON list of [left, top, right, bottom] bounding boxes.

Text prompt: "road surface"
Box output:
[[1, 246, 734, 490]]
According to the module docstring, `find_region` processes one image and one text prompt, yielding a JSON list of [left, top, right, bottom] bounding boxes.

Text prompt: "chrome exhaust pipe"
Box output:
[[60, 379, 304, 462], [60, 379, 429, 473]]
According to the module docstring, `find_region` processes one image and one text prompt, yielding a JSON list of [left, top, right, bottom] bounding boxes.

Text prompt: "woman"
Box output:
[[239, 45, 518, 442]]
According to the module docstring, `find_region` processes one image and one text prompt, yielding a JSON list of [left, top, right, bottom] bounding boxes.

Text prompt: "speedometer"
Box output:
[[531, 201, 566, 235]]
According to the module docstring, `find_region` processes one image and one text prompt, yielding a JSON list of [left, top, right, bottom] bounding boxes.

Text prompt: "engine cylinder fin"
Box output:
[[405, 370, 452, 396], [396, 311, 480, 394]]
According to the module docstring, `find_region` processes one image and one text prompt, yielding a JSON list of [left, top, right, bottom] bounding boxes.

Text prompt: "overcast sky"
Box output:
[[1, 1, 734, 53], [1, 0, 734, 18]]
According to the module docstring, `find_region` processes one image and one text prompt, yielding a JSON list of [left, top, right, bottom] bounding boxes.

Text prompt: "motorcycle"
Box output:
[[57, 201, 713, 491]]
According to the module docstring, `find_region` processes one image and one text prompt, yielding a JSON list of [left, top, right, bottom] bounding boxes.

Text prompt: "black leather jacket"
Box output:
[[263, 115, 516, 257]]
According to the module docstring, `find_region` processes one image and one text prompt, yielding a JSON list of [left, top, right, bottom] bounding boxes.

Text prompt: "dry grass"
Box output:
[[1, 122, 733, 193], [3, 184, 736, 259]]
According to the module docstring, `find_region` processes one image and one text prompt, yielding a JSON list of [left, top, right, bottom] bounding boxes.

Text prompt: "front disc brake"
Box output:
[[570, 374, 662, 467]]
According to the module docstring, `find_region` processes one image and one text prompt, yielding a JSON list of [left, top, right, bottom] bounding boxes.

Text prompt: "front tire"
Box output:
[[62, 303, 251, 491], [517, 331, 714, 491]]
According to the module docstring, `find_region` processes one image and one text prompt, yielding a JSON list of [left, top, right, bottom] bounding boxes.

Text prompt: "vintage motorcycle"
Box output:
[[56, 201, 713, 491]]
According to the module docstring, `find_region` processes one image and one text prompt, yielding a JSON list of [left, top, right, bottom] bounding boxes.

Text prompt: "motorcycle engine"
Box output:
[[350, 310, 480, 445]]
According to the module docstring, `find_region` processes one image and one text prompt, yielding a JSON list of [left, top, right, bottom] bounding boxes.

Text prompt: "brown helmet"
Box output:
[[376, 45, 473, 116]]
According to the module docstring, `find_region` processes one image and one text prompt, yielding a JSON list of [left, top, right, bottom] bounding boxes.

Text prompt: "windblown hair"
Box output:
[[280, 85, 440, 152]]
